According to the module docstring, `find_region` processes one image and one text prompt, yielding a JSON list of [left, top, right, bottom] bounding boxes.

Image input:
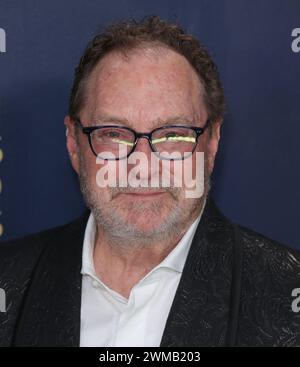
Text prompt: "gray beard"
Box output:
[[78, 156, 210, 249]]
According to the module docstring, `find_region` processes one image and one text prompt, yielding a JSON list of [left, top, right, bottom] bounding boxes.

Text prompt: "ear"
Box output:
[[206, 118, 222, 175], [64, 115, 80, 174]]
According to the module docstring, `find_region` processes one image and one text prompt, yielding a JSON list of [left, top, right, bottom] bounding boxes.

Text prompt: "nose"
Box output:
[[127, 135, 157, 183], [133, 135, 153, 157]]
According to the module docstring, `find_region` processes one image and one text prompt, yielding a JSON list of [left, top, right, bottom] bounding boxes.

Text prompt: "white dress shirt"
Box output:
[[80, 202, 206, 347]]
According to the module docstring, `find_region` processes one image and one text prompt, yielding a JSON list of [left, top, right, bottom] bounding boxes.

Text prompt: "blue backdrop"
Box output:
[[0, 0, 299, 249]]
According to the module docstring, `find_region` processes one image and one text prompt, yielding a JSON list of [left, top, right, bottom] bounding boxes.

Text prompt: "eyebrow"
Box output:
[[91, 113, 196, 128], [92, 114, 130, 126]]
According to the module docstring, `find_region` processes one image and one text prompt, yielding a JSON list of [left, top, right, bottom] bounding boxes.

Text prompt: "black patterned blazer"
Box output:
[[1, 197, 300, 346]]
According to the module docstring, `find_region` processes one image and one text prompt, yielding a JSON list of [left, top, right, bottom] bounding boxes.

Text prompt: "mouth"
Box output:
[[114, 190, 168, 198]]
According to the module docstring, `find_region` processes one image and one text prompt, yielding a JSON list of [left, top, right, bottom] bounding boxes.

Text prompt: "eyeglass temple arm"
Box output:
[[73, 118, 83, 128], [195, 118, 211, 134]]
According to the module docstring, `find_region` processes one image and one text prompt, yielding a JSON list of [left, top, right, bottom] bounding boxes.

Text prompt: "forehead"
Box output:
[[83, 47, 207, 126]]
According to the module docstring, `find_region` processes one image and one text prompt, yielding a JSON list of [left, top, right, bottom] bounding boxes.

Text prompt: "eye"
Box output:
[[105, 131, 120, 138], [165, 131, 179, 139]]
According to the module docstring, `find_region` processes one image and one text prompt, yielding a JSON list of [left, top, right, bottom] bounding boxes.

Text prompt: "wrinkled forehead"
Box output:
[[82, 47, 208, 128]]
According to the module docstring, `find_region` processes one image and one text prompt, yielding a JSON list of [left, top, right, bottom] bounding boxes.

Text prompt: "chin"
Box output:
[[124, 211, 171, 232]]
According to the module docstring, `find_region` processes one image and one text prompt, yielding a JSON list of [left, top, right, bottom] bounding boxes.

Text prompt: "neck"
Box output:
[[92, 199, 205, 298]]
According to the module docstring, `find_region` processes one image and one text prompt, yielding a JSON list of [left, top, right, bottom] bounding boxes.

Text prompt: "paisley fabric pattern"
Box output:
[[0, 197, 300, 346]]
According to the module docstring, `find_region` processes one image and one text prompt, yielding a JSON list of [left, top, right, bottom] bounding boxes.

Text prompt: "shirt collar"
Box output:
[[81, 198, 206, 278]]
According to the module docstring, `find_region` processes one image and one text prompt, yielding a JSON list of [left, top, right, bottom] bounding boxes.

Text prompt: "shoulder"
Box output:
[[0, 212, 89, 346], [238, 224, 300, 275], [0, 211, 89, 283], [0, 222, 69, 255], [202, 198, 300, 276], [205, 198, 300, 346], [0, 219, 76, 265], [235, 225, 300, 346]]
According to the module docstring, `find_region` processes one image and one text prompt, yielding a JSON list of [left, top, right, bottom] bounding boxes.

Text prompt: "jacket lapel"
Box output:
[[13, 212, 89, 346], [160, 198, 236, 346]]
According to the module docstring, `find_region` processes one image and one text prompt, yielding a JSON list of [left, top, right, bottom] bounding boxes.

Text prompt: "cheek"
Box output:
[[188, 144, 206, 180], [80, 152, 105, 191], [86, 153, 98, 175]]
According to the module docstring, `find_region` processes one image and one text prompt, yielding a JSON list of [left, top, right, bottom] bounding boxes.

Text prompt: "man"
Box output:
[[1, 16, 300, 347]]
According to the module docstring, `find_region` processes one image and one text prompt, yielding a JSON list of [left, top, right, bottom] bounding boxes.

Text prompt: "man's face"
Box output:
[[65, 47, 221, 244]]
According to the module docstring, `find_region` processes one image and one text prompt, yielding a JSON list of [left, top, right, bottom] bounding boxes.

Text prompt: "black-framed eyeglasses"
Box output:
[[74, 118, 209, 161]]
